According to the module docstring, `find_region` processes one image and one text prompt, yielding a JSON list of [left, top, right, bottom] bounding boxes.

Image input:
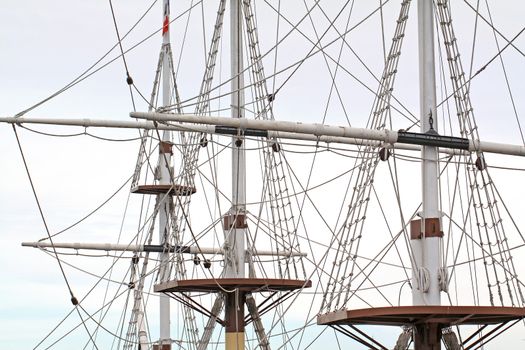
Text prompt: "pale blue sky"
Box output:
[[1, 1, 525, 349]]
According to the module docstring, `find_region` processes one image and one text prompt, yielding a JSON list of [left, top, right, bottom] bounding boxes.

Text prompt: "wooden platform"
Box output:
[[155, 278, 312, 293], [317, 305, 525, 327], [131, 184, 196, 196]]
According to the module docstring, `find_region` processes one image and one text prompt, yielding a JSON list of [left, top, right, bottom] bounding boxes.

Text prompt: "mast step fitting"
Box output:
[[410, 218, 443, 239], [131, 184, 196, 196], [223, 213, 248, 230]]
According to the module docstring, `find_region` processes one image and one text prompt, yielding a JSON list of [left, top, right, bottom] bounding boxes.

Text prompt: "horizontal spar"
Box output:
[[21, 241, 307, 257], [1, 115, 421, 152], [4, 115, 524, 157], [131, 111, 399, 143], [0, 116, 215, 133], [0, 116, 459, 155], [131, 111, 525, 157]]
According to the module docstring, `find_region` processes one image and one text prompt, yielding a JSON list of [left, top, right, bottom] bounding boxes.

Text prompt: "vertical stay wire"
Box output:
[[322, 0, 412, 312], [301, 0, 354, 127], [303, 1, 418, 124], [242, 0, 307, 279], [436, 23, 525, 110], [271, 0, 355, 97], [12, 125, 73, 294], [436, 0, 525, 306], [174, 0, 197, 77], [465, 0, 480, 90], [436, 20, 473, 302], [447, 27, 478, 323], [169, 0, 418, 125], [108, 0, 138, 111], [291, 0, 362, 305], [34, 191, 166, 349], [462, 0, 525, 58], [270, 0, 281, 98], [90, 189, 134, 349], [108, 0, 132, 79], [105, 2, 157, 347], [35, 287, 131, 350]]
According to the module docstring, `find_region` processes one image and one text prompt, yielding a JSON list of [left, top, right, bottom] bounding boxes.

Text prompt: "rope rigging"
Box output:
[[12, 125, 102, 348], [7, 1, 525, 349], [242, 0, 307, 281], [436, 0, 524, 307], [321, 0, 412, 313], [14, 0, 161, 118]]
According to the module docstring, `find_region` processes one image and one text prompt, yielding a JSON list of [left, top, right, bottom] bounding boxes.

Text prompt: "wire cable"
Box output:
[[12, 124, 100, 348]]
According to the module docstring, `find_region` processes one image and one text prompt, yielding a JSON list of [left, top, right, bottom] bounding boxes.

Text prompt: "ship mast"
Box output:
[[411, 0, 443, 348], [227, 0, 246, 280], [413, 0, 441, 307], [9, 1, 525, 349], [158, 0, 173, 347], [224, 0, 247, 348]]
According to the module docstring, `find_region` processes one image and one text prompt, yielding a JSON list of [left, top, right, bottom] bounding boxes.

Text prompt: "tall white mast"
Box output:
[[224, 0, 246, 348], [226, 0, 246, 279], [412, 0, 442, 307], [158, 0, 172, 347]]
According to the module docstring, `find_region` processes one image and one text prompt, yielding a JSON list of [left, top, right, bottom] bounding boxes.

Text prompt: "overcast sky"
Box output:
[[1, 1, 525, 349]]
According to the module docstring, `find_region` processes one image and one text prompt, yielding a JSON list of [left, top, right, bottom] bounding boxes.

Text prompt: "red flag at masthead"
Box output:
[[162, 3, 169, 35]]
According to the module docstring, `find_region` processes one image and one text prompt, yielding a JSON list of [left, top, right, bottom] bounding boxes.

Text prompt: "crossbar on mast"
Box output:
[[130, 112, 525, 157], [0, 116, 420, 151], [3, 115, 525, 157]]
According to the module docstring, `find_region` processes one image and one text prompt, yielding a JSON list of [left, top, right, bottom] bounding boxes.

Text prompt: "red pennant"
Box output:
[[162, 16, 169, 35]]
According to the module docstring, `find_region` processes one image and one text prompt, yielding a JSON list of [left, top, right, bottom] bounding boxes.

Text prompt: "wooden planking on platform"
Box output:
[[317, 305, 525, 326], [155, 278, 312, 293], [131, 184, 196, 196]]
